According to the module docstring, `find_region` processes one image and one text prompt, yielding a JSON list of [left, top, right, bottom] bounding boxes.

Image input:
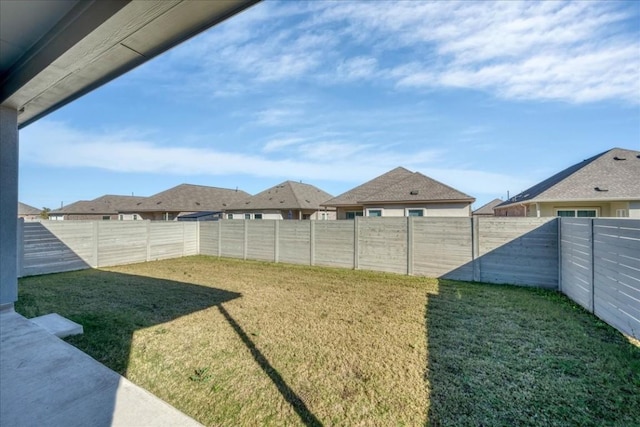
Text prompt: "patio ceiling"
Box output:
[[0, 0, 259, 129]]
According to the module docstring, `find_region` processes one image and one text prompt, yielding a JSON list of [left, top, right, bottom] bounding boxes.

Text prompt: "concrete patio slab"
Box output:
[[29, 313, 83, 338], [0, 310, 202, 427]]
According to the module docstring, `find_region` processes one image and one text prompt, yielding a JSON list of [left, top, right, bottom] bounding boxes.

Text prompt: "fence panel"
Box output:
[[279, 221, 311, 265], [559, 218, 593, 310], [220, 221, 244, 259], [314, 220, 355, 268], [592, 219, 640, 339], [413, 217, 473, 280], [149, 223, 193, 261], [477, 217, 558, 288], [97, 222, 148, 267], [247, 221, 276, 261], [199, 222, 219, 256], [358, 218, 407, 274], [21, 221, 93, 276]]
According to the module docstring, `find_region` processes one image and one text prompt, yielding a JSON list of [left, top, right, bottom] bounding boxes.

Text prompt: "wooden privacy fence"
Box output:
[[18, 220, 198, 277], [200, 217, 559, 288], [17, 217, 640, 338], [560, 218, 640, 339]]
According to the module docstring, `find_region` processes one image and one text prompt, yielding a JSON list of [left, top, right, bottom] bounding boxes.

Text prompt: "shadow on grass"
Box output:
[[17, 269, 322, 426], [425, 279, 640, 427]]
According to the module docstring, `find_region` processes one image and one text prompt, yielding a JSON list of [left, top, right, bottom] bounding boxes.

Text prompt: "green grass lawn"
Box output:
[[16, 256, 640, 426]]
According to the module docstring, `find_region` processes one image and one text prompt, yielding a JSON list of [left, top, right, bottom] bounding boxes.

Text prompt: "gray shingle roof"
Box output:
[[473, 198, 503, 215], [497, 148, 640, 208], [227, 181, 333, 211], [18, 202, 41, 215], [131, 184, 250, 212], [323, 167, 474, 206], [51, 195, 146, 214], [322, 167, 414, 206]]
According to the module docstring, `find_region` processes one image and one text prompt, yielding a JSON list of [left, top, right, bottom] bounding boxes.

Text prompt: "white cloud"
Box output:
[[20, 121, 525, 197], [154, 0, 639, 104]]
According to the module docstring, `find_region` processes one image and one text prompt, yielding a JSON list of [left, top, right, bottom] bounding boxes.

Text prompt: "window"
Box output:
[[346, 211, 364, 219], [245, 213, 251, 220], [368, 210, 382, 217], [119, 214, 123, 220], [102, 216, 111, 220], [133, 214, 138, 220], [616, 209, 628, 218], [407, 209, 424, 217], [302, 214, 311, 220], [228, 214, 233, 219], [254, 213, 263, 219], [556, 209, 597, 217]]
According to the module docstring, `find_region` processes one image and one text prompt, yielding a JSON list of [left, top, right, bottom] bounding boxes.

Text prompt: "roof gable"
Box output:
[[322, 167, 414, 206], [473, 198, 504, 215], [497, 148, 640, 208], [51, 195, 145, 214], [18, 202, 41, 215], [359, 172, 474, 203], [131, 184, 250, 212], [228, 181, 333, 211]]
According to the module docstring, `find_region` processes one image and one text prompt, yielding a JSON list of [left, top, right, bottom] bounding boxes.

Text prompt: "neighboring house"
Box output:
[[322, 167, 475, 219], [49, 195, 146, 220], [226, 181, 336, 220], [123, 184, 250, 221], [472, 198, 503, 217], [18, 202, 41, 221], [177, 211, 223, 221], [494, 147, 640, 218]]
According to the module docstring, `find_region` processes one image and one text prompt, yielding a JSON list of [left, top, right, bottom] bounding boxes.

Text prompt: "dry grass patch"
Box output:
[[16, 256, 640, 426]]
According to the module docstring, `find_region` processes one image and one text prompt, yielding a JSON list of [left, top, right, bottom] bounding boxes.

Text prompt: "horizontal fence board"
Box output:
[[358, 218, 407, 274], [220, 221, 244, 259], [314, 221, 355, 268], [199, 223, 219, 256], [279, 221, 311, 265], [560, 218, 640, 339], [413, 217, 472, 279], [247, 221, 276, 261], [594, 299, 640, 340]]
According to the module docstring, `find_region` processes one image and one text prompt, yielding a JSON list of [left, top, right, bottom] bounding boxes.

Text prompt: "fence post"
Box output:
[[92, 221, 100, 267], [145, 221, 151, 262], [557, 218, 562, 292], [472, 216, 480, 282], [16, 218, 24, 278], [590, 218, 595, 313], [407, 216, 414, 276], [196, 221, 200, 255], [274, 220, 280, 263], [310, 220, 315, 266], [217, 220, 222, 257], [354, 217, 360, 270], [243, 220, 248, 260]]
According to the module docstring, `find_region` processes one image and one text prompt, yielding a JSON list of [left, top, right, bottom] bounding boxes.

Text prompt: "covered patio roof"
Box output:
[[1, 0, 259, 128]]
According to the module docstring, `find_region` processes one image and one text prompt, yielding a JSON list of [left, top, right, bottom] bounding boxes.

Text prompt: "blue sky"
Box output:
[[19, 0, 640, 211]]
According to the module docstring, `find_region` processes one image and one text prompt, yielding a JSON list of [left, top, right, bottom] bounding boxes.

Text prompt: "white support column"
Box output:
[[0, 106, 19, 309]]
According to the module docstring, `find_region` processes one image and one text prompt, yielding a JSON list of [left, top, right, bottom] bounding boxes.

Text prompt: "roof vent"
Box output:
[[410, 190, 419, 195], [222, 203, 227, 206], [195, 202, 200, 206], [156, 201, 162, 205], [594, 187, 608, 192], [614, 156, 626, 161]]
